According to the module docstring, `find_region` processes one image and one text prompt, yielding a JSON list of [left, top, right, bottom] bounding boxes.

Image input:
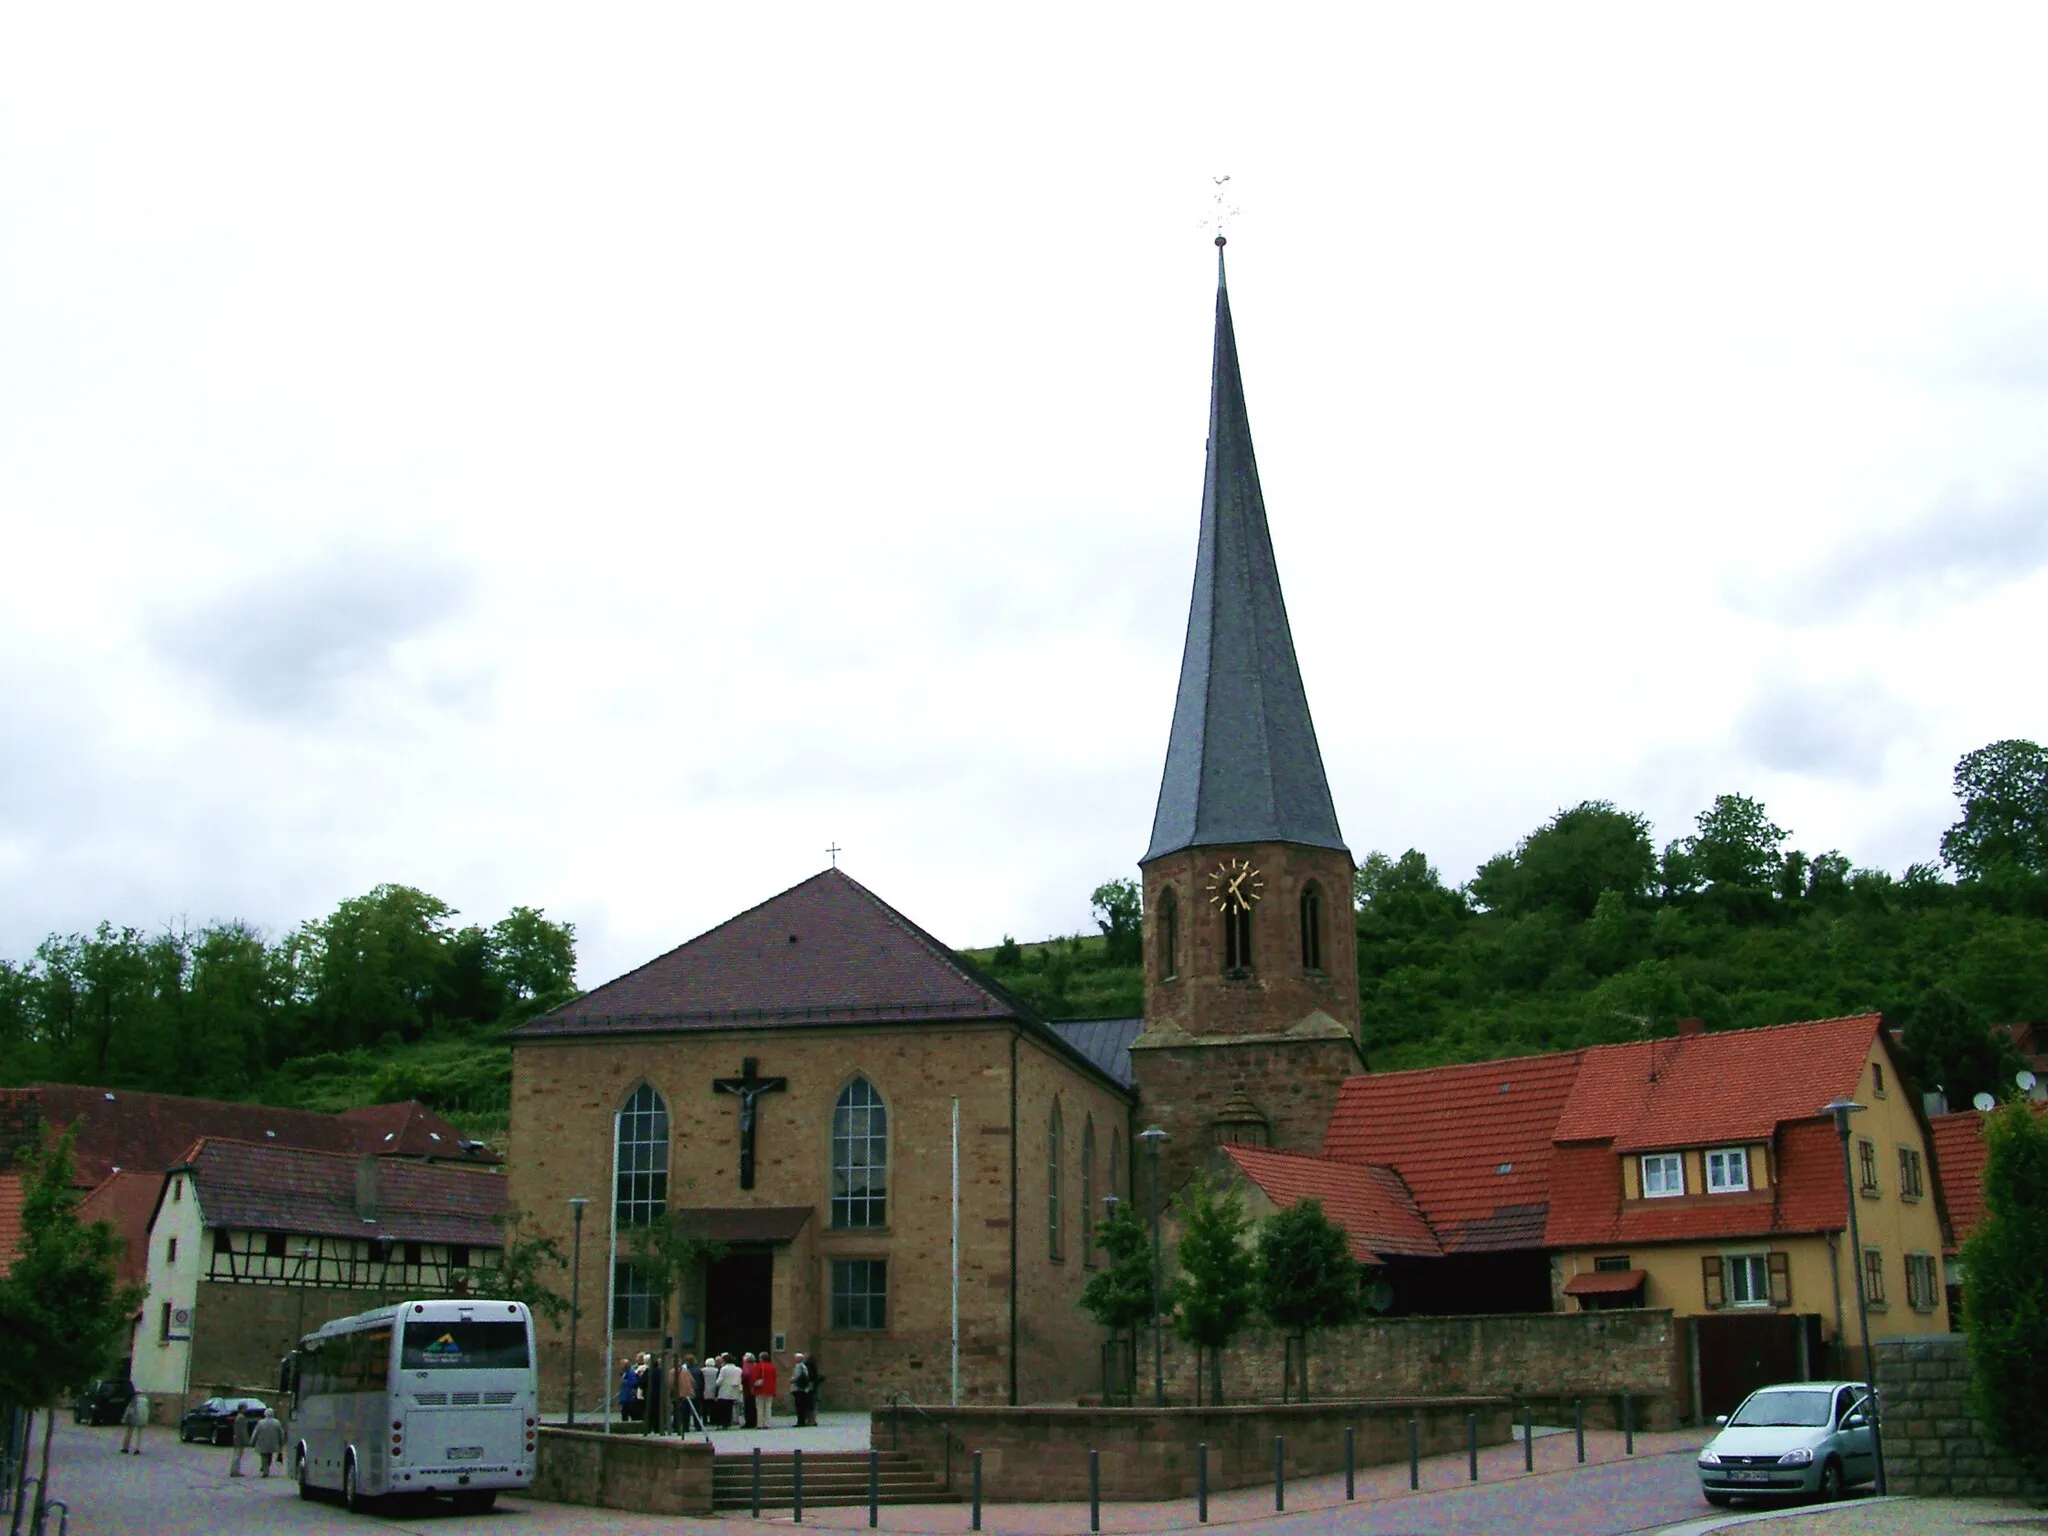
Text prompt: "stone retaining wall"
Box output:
[[531, 1426, 714, 1515], [1873, 1334, 2042, 1499]]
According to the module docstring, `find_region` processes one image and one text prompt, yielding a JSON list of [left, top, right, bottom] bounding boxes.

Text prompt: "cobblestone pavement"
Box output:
[[1662, 1495, 2048, 1536]]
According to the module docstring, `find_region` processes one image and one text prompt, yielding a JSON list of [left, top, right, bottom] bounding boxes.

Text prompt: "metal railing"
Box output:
[[881, 1397, 968, 1491]]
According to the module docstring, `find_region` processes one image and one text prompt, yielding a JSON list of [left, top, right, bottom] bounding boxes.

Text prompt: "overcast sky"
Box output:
[[4, 7, 2046, 988]]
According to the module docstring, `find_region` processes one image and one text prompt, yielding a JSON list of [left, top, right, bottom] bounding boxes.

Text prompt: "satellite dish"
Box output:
[[2019, 1070, 2040, 1093], [1973, 1092, 1997, 1112]]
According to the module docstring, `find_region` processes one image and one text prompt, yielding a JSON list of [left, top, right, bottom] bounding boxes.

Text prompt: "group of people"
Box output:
[[617, 1350, 823, 1433]]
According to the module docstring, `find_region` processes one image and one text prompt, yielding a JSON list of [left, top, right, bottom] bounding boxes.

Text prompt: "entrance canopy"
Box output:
[[672, 1206, 812, 1245]]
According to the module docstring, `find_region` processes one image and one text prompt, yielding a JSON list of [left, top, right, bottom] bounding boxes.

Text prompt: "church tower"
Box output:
[[1130, 241, 1363, 1191]]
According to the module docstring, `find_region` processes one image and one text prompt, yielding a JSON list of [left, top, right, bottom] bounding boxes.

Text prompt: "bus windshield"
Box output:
[[401, 1320, 531, 1371]]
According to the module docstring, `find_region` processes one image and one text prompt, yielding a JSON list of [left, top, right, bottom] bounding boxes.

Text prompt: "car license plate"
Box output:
[[447, 1447, 484, 1461], [1729, 1470, 1772, 1483]]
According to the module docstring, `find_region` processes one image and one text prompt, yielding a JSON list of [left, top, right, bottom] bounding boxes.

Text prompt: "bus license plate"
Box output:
[[448, 1447, 484, 1461]]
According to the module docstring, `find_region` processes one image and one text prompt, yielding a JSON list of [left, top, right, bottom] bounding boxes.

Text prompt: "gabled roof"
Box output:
[[1552, 1014, 1881, 1152], [1143, 245, 1346, 863], [1322, 1049, 1583, 1253], [78, 1170, 164, 1293], [1929, 1111, 1990, 1248], [171, 1139, 507, 1248], [1221, 1145, 1440, 1263], [338, 1101, 501, 1163]]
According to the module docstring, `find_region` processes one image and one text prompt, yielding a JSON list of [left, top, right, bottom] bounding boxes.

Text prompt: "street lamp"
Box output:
[[1821, 1099, 1885, 1495], [1137, 1126, 1170, 1408], [567, 1196, 590, 1426]]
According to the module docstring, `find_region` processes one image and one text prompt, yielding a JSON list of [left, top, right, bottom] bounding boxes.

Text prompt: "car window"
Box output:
[[1728, 1389, 1833, 1427]]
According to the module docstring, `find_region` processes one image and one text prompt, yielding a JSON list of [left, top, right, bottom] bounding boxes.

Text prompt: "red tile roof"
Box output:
[[77, 1170, 164, 1293], [337, 1101, 500, 1163], [1321, 1049, 1584, 1252], [0, 1174, 22, 1278], [179, 1140, 507, 1248], [1930, 1110, 1993, 1250], [1563, 1268, 1645, 1296], [1220, 1145, 1441, 1263]]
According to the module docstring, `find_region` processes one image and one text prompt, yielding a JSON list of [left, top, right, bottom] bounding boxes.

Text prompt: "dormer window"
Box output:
[[1641, 1153, 1684, 1198], [1705, 1148, 1750, 1193]]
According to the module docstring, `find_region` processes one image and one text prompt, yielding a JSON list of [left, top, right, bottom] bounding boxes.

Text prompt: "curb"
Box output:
[[1653, 1494, 1908, 1536]]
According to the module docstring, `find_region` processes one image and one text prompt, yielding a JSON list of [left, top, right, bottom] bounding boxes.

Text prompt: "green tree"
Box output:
[[1893, 987, 2027, 1108], [0, 1131, 145, 1520], [1170, 1176, 1256, 1404], [1942, 739, 2048, 880], [1253, 1199, 1359, 1400], [491, 1212, 573, 1326], [491, 906, 578, 1016], [1685, 794, 1789, 890], [303, 885, 457, 1051], [1469, 801, 1656, 918], [1091, 879, 1144, 967], [1079, 1201, 1158, 1403], [1960, 1098, 2048, 1485]]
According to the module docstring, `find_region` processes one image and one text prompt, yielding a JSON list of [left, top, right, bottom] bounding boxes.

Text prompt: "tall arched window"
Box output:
[[1081, 1117, 1097, 1262], [1110, 1127, 1123, 1205], [614, 1083, 669, 1228], [1157, 887, 1179, 981], [831, 1078, 888, 1228], [1300, 882, 1324, 972], [1048, 1098, 1064, 1260], [1223, 904, 1253, 974]]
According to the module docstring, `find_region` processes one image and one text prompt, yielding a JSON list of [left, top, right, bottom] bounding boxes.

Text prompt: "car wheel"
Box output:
[[1818, 1457, 1844, 1501], [1703, 1491, 1732, 1506]]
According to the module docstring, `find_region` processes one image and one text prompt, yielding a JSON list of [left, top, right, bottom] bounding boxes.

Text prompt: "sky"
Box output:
[[4, 6, 2046, 989]]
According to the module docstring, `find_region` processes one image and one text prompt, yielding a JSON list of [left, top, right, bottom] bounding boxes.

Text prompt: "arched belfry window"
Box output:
[[1223, 903, 1253, 975], [1300, 882, 1324, 972], [1157, 887, 1179, 981], [1048, 1098, 1065, 1260], [1081, 1117, 1097, 1261], [615, 1083, 669, 1228], [832, 1077, 888, 1229]]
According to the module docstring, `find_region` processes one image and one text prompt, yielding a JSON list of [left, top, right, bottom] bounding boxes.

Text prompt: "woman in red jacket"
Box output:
[[756, 1352, 779, 1429]]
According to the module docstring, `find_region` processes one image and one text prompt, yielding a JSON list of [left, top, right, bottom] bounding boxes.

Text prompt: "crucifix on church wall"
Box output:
[[712, 1057, 788, 1189]]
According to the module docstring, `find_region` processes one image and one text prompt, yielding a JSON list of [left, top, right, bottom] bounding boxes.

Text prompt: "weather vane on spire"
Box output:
[[1210, 175, 1238, 246]]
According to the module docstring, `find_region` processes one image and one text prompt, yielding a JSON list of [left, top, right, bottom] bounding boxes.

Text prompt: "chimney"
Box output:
[[1675, 1017, 1706, 1039], [355, 1155, 379, 1222]]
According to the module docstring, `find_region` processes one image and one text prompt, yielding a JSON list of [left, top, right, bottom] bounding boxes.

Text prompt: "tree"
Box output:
[[490, 1212, 573, 1326], [1170, 1176, 1256, 1404], [1079, 1201, 1157, 1403], [1685, 794, 1789, 890], [1893, 987, 2027, 1108], [302, 884, 457, 1050], [491, 907, 578, 1016], [1941, 739, 2048, 880], [1253, 1199, 1359, 1401], [1960, 1098, 2048, 1485], [1469, 801, 1656, 919], [1091, 879, 1143, 966], [624, 1210, 727, 1428], [0, 1131, 144, 1522]]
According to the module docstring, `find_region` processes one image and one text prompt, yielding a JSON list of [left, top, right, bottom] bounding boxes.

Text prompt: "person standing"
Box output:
[[757, 1353, 778, 1430], [717, 1354, 743, 1428], [643, 1354, 664, 1435], [251, 1408, 286, 1477], [675, 1354, 700, 1434], [119, 1390, 150, 1454], [229, 1405, 254, 1476], [740, 1354, 759, 1430], [618, 1359, 639, 1423], [790, 1355, 814, 1428]]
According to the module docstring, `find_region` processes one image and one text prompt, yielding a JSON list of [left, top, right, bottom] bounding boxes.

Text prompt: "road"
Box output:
[[26, 1414, 1833, 1536]]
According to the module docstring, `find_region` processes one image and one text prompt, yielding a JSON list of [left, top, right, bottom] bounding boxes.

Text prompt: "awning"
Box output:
[[1564, 1268, 1647, 1297], [669, 1206, 813, 1245]]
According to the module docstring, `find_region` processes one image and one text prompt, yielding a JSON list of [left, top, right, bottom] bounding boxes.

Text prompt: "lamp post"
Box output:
[[567, 1196, 589, 1426], [1137, 1126, 1170, 1408], [1821, 1098, 1885, 1495]]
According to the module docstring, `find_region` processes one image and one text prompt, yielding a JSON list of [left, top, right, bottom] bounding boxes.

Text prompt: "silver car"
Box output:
[[1696, 1381, 1878, 1505]]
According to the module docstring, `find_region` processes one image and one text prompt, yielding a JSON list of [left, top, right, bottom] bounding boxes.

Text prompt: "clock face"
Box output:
[[1204, 857, 1264, 912]]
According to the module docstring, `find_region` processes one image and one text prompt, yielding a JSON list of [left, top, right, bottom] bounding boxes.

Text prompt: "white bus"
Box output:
[[283, 1298, 537, 1514]]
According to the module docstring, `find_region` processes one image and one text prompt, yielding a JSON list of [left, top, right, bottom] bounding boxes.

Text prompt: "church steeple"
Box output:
[[1144, 239, 1347, 863]]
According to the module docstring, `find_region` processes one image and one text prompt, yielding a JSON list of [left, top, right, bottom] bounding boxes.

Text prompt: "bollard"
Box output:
[[1345, 1425, 1355, 1501], [1089, 1449, 1101, 1534], [1408, 1416, 1419, 1491], [1523, 1404, 1533, 1472], [1467, 1413, 1478, 1482], [869, 1448, 879, 1528], [1574, 1399, 1585, 1464], [972, 1450, 983, 1532], [794, 1448, 804, 1523], [752, 1445, 762, 1519], [1274, 1435, 1285, 1512], [1624, 1393, 1634, 1456], [1197, 1441, 1209, 1524]]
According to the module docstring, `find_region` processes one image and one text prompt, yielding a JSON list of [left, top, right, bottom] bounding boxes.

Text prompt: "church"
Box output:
[[506, 239, 1363, 1406]]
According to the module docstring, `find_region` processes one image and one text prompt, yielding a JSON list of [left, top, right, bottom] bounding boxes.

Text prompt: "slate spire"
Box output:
[[1144, 240, 1347, 863]]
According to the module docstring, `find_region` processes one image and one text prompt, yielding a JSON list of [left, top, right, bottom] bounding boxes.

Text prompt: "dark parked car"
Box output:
[[72, 1379, 135, 1426], [178, 1397, 269, 1445]]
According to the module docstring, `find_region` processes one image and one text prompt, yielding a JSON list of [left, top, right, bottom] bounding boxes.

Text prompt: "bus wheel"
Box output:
[[451, 1490, 498, 1514], [343, 1455, 373, 1513], [296, 1447, 315, 1501]]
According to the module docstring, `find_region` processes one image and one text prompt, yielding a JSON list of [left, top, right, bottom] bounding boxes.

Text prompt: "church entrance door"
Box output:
[[704, 1249, 775, 1359]]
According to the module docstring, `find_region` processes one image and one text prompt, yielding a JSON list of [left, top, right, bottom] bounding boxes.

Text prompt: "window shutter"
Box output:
[[1701, 1255, 1725, 1309], [1768, 1251, 1791, 1307]]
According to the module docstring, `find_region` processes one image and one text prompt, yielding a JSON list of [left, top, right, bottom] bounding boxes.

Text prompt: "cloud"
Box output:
[[1734, 673, 1920, 784], [149, 545, 476, 716]]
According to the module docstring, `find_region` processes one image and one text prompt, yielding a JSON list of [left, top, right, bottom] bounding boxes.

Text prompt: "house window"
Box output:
[[449, 1245, 470, 1271], [831, 1259, 887, 1331], [159, 1301, 173, 1342], [403, 1241, 423, 1267], [1641, 1153, 1684, 1198], [1222, 904, 1252, 975], [172, 1177, 182, 1203], [1157, 888, 1179, 981], [1872, 1061, 1886, 1098], [265, 1231, 287, 1259], [1862, 1248, 1887, 1307], [615, 1083, 670, 1228], [831, 1077, 888, 1229], [1593, 1254, 1633, 1272], [166, 1236, 178, 1264], [1705, 1251, 1789, 1309], [1705, 1148, 1749, 1193], [1857, 1137, 1880, 1197], [1048, 1099, 1064, 1261], [613, 1261, 662, 1330], [1081, 1118, 1096, 1266], [1300, 883, 1324, 972], [1905, 1253, 1939, 1311], [1725, 1254, 1771, 1306], [1897, 1146, 1925, 1200]]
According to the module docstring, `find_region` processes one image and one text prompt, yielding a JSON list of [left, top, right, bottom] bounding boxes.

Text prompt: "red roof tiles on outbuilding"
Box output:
[[1220, 1145, 1441, 1263], [77, 1170, 164, 1293]]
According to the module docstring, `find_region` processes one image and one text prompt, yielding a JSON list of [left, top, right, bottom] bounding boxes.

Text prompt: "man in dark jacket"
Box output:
[[790, 1354, 816, 1427]]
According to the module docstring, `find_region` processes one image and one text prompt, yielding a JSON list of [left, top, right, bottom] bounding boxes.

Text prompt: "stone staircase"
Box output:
[[712, 1450, 960, 1511]]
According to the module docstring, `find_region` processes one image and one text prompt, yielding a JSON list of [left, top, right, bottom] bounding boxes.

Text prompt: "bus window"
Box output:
[[401, 1321, 530, 1370], [363, 1327, 392, 1391]]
